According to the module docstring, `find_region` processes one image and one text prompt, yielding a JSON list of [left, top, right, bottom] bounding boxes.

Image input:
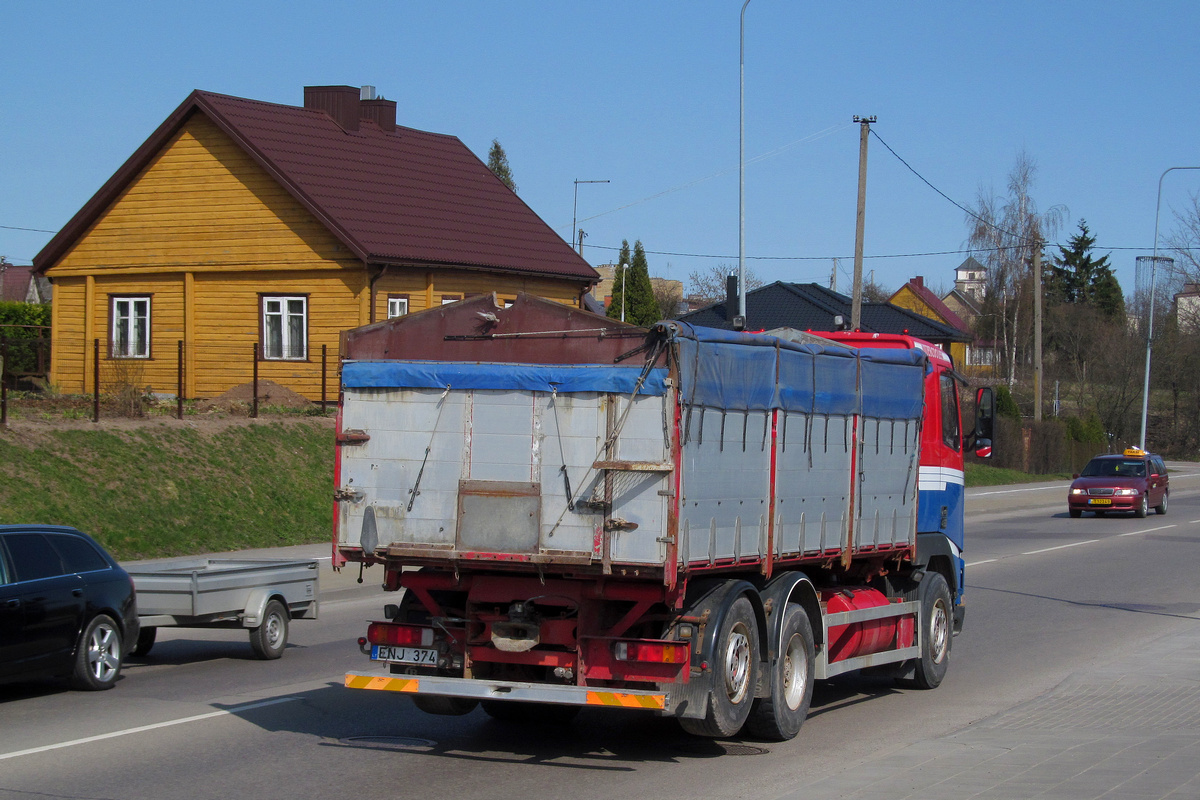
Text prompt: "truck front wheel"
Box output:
[[680, 595, 759, 738], [908, 572, 951, 689], [746, 603, 814, 741]]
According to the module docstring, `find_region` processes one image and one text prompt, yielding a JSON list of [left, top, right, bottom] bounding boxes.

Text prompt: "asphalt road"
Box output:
[[3, 467, 1200, 800]]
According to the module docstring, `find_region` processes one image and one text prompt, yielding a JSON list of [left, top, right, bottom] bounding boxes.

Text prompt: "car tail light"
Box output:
[[366, 622, 434, 647], [612, 640, 690, 664]]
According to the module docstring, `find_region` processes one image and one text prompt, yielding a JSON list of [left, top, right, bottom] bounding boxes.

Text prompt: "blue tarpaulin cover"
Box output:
[[666, 322, 925, 420], [342, 361, 667, 395]]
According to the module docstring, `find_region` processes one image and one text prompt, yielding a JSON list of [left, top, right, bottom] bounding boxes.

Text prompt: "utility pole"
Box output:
[[571, 179, 609, 257], [830, 258, 838, 292], [1033, 238, 1043, 421], [851, 116, 875, 331], [576, 229, 587, 256]]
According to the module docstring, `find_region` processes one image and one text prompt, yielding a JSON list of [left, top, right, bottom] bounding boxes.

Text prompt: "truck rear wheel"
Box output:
[[908, 572, 951, 689], [746, 603, 814, 741], [679, 595, 759, 738]]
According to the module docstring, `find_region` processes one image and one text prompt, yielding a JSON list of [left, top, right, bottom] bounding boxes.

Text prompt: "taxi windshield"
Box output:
[[1080, 459, 1146, 478]]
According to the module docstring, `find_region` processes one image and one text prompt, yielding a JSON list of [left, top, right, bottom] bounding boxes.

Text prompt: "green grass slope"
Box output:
[[0, 420, 333, 560]]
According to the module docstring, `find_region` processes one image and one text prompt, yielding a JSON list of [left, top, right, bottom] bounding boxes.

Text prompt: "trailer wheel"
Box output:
[[249, 599, 288, 659], [131, 626, 157, 657], [909, 572, 951, 690], [746, 603, 814, 741], [71, 614, 123, 691], [413, 696, 479, 716], [680, 594, 759, 738], [480, 700, 580, 724]]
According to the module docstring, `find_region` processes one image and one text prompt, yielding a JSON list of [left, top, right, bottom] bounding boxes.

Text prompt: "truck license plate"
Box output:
[[1088, 498, 1112, 505], [371, 645, 438, 665]]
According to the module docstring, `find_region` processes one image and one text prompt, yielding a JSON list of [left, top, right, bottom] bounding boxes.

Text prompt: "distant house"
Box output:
[[677, 281, 971, 357], [0, 263, 50, 304], [32, 85, 597, 400], [953, 256, 988, 303], [1176, 283, 1200, 333], [589, 264, 685, 316]]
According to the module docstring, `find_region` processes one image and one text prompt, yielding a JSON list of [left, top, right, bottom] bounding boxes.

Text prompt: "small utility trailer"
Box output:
[[124, 558, 319, 659]]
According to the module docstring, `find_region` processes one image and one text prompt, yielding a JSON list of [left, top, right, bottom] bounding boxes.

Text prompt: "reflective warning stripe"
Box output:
[[345, 675, 419, 693], [585, 691, 666, 710]]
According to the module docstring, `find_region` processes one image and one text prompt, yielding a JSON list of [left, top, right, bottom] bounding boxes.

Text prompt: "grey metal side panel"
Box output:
[[854, 417, 920, 551], [773, 413, 852, 557], [679, 407, 772, 564], [605, 395, 671, 564]]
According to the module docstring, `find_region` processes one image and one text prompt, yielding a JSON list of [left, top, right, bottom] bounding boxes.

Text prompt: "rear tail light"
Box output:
[[366, 622, 434, 647], [612, 640, 690, 664]]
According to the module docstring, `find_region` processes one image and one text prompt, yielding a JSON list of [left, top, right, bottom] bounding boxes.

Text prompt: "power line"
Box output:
[[0, 224, 56, 233], [585, 242, 1187, 263]]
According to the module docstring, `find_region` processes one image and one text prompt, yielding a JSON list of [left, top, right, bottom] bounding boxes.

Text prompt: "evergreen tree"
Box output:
[[607, 241, 632, 322], [606, 240, 658, 326], [1050, 220, 1124, 317], [486, 139, 517, 192], [625, 241, 659, 326]]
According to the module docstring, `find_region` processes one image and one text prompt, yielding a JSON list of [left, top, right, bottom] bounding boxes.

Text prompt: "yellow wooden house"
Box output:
[[889, 276, 993, 376], [33, 85, 598, 401]]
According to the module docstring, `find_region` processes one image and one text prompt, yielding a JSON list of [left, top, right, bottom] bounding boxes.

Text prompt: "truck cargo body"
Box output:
[[336, 296, 980, 739]]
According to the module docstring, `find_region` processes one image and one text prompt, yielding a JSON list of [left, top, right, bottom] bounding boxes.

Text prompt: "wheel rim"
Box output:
[[265, 613, 284, 649], [929, 598, 949, 665], [724, 622, 752, 703], [88, 622, 120, 683], [781, 632, 809, 710]]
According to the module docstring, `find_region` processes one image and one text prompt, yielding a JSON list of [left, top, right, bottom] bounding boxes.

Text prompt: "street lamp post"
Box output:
[[738, 0, 751, 328], [1139, 166, 1200, 450], [571, 179, 610, 256]]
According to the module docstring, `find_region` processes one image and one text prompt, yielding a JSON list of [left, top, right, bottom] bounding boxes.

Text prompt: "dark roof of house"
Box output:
[[35, 87, 597, 284], [0, 264, 35, 302], [890, 276, 971, 334], [677, 282, 971, 343]]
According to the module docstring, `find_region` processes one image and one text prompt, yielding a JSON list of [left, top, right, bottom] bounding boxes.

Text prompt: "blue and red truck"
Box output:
[[335, 294, 992, 740]]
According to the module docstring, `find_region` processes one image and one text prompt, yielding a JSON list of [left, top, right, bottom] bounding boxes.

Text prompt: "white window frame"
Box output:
[[262, 295, 308, 360], [111, 296, 151, 359], [387, 296, 409, 318]]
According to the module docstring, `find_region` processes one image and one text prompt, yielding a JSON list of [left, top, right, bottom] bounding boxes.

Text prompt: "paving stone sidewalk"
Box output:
[[783, 624, 1200, 800]]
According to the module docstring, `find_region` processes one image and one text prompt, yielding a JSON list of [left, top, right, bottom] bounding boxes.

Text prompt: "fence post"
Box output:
[[1, 336, 7, 428], [252, 343, 259, 419], [177, 340, 184, 420], [93, 338, 100, 423], [321, 344, 328, 415]]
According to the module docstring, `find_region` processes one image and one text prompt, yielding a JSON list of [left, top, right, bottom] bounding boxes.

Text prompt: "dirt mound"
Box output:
[[197, 380, 314, 412]]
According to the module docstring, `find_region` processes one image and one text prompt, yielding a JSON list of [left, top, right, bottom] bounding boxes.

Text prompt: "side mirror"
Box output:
[[973, 387, 994, 459]]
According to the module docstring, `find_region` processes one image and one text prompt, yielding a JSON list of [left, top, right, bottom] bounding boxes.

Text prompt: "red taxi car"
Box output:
[[1068, 448, 1169, 519]]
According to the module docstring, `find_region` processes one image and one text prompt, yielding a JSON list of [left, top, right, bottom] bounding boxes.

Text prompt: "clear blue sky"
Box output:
[[3, 1, 1198, 298]]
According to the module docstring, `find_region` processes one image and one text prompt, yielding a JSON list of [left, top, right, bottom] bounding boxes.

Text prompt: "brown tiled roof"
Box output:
[[36, 89, 597, 283], [0, 264, 34, 302]]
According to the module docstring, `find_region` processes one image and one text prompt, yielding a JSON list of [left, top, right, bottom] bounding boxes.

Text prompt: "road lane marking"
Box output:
[[972, 486, 1064, 496], [0, 697, 296, 761], [1022, 540, 1098, 556], [965, 558, 997, 566], [1119, 524, 1177, 537]]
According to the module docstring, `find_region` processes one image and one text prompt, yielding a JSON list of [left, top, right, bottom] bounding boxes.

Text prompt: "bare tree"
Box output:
[[687, 263, 765, 304], [965, 151, 1066, 386]]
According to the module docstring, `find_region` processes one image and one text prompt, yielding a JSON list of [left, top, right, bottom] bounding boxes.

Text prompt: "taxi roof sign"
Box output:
[[1123, 447, 1147, 457]]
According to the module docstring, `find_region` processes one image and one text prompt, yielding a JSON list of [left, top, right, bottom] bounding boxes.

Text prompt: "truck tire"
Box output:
[[413, 695, 479, 716], [480, 700, 580, 724], [71, 614, 123, 691], [908, 572, 951, 690], [131, 626, 157, 657], [679, 595, 759, 738], [249, 599, 288, 660], [746, 603, 814, 741]]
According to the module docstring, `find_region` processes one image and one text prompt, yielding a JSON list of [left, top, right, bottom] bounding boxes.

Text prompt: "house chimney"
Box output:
[[304, 85, 360, 131], [359, 98, 397, 133]]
